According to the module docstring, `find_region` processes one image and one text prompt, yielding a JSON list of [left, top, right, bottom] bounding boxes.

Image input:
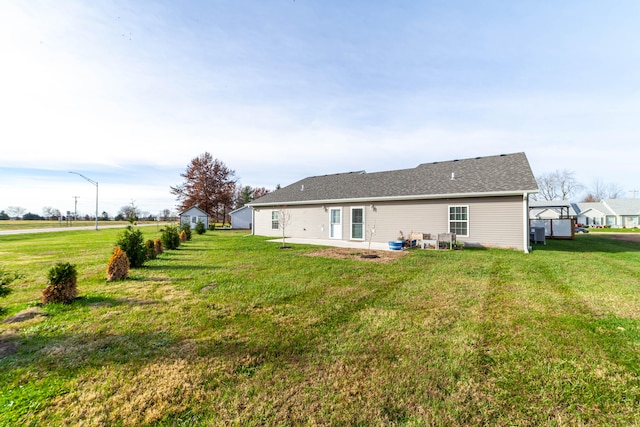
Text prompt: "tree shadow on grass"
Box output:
[[0, 329, 180, 370], [143, 264, 219, 272], [72, 295, 161, 307]]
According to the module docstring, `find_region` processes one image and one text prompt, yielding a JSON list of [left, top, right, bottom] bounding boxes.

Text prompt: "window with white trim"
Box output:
[[449, 205, 469, 236], [351, 207, 364, 240], [271, 210, 279, 229]]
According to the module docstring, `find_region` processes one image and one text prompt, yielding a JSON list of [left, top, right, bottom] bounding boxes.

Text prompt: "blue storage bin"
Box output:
[[388, 241, 403, 251]]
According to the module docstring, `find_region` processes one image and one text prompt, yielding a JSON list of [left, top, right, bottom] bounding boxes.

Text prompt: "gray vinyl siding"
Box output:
[[253, 205, 329, 239], [253, 195, 526, 250], [465, 196, 524, 249]]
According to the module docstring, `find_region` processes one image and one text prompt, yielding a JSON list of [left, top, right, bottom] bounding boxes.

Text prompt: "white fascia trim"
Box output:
[[249, 189, 539, 207]]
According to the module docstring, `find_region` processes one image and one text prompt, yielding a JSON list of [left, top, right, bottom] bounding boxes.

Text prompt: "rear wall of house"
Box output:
[[253, 195, 525, 250]]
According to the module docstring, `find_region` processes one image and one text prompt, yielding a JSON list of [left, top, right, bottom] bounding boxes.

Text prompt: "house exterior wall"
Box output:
[[230, 207, 253, 229], [253, 195, 526, 250], [577, 210, 606, 226], [622, 215, 639, 227]]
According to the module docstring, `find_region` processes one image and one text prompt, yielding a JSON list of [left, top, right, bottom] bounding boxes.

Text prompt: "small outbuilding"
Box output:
[[179, 206, 209, 230], [230, 205, 253, 229]]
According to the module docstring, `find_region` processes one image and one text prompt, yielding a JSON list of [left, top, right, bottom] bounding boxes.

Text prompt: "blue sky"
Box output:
[[1, 1, 639, 216]]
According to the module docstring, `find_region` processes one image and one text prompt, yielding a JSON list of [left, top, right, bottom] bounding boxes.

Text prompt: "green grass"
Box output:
[[1, 230, 639, 426]]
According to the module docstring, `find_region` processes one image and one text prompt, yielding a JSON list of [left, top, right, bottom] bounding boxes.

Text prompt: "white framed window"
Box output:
[[350, 207, 365, 240], [271, 210, 279, 229], [449, 205, 469, 237]]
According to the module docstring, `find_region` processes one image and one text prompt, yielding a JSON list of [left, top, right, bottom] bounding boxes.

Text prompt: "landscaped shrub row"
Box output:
[[37, 225, 193, 304]]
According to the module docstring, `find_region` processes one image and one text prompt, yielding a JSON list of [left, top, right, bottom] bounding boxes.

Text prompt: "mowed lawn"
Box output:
[[0, 229, 639, 426]]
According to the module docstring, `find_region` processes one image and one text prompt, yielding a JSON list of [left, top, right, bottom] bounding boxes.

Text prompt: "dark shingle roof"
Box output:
[[251, 152, 538, 206]]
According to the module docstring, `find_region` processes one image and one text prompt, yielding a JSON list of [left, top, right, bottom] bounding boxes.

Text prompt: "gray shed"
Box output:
[[179, 206, 209, 230]]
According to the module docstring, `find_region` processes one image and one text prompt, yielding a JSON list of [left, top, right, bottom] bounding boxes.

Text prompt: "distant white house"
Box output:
[[572, 199, 640, 227], [531, 199, 640, 228], [230, 205, 253, 229], [179, 206, 209, 230], [572, 202, 612, 226]]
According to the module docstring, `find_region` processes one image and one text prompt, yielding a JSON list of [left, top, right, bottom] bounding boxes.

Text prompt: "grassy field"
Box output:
[[0, 229, 639, 426]]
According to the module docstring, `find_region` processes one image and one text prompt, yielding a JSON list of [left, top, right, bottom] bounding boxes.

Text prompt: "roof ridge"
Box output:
[[307, 170, 366, 179], [416, 152, 524, 168]]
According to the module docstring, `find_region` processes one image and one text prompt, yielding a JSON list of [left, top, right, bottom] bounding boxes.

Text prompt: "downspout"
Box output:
[[251, 207, 255, 236], [523, 192, 530, 254]]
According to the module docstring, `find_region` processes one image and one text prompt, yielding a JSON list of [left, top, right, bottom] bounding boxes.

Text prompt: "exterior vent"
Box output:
[[451, 172, 456, 180], [301, 184, 304, 191]]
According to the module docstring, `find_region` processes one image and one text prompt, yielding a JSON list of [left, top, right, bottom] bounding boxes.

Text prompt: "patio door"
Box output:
[[329, 208, 342, 239]]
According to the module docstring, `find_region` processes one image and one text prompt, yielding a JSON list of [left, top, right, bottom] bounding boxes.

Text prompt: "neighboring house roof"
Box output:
[[529, 200, 572, 208], [230, 205, 251, 215], [250, 152, 538, 206], [572, 202, 614, 217], [602, 199, 640, 215], [530, 200, 578, 217]]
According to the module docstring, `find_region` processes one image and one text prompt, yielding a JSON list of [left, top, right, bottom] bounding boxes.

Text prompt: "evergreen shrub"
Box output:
[[42, 262, 78, 304], [106, 246, 130, 281], [161, 225, 180, 250], [179, 223, 192, 240], [154, 238, 164, 255], [116, 226, 147, 268], [145, 239, 157, 260]]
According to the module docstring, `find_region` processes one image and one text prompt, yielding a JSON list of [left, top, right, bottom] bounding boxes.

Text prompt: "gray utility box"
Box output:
[[530, 226, 546, 244]]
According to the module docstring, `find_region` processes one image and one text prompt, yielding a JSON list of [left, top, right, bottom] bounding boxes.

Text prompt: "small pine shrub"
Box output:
[[1, 268, 22, 300], [179, 229, 188, 243], [106, 246, 129, 281], [42, 262, 78, 304], [180, 223, 192, 241], [195, 220, 206, 235], [162, 225, 180, 250], [116, 226, 147, 268], [154, 238, 164, 255], [145, 239, 157, 260]]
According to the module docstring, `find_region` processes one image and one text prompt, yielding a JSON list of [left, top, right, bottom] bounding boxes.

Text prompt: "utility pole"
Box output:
[[630, 189, 638, 198], [69, 172, 99, 230], [73, 196, 80, 221]]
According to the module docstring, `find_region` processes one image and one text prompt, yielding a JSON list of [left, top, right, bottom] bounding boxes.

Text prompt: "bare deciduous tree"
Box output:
[[277, 207, 292, 248], [557, 170, 582, 200], [42, 207, 61, 220], [535, 170, 582, 201], [535, 173, 558, 201], [582, 178, 625, 202], [6, 206, 26, 219]]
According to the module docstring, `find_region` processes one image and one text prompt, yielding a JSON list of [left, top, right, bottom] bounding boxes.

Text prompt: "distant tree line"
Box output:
[[0, 206, 177, 221]]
